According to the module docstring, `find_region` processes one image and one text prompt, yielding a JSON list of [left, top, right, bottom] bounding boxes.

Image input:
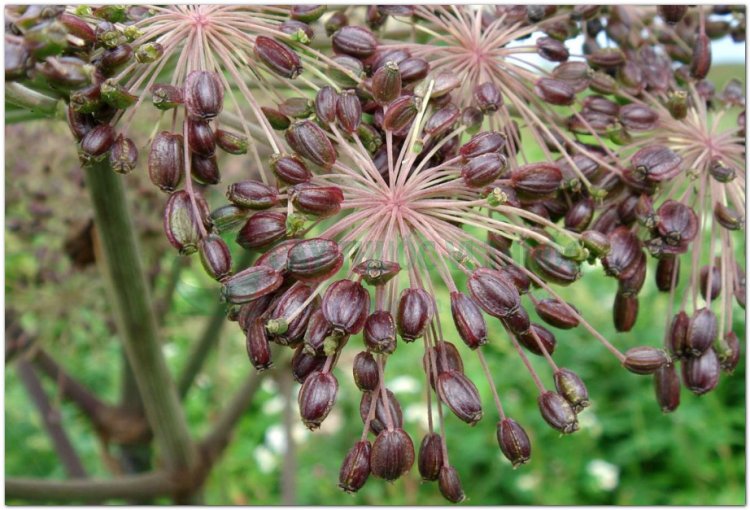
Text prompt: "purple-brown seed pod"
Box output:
[[280, 19, 315, 43], [186, 119, 216, 156], [436, 370, 483, 426], [700, 265, 722, 301], [353, 351, 379, 391], [336, 89, 362, 133], [267, 283, 317, 345], [254, 239, 299, 275], [292, 345, 327, 384], [148, 131, 184, 193], [286, 120, 337, 169], [564, 197, 595, 232], [619, 103, 659, 132], [338, 440, 371, 494], [623, 346, 671, 375], [418, 432, 444, 481], [459, 131, 506, 161], [537, 36, 569, 62], [613, 291, 638, 332], [511, 163, 562, 198], [254, 36, 303, 79], [80, 124, 115, 161], [686, 307, 718, 357], [667, 311, 690, 359], [681, 348, 720, 395], [690, 33, 712, 80], [359, 389, 403, 435], [468, 267, 521, 319], [298, 370, 338, 430], [227, 180, 279, 210], [473, 82, 503, 113], [382, 95, 419, 133], [262, 106, 291, 130], [109, 134, 138, 174], [535, 298, 580, 330], [315, 86, 338, 124], [271, 155, 312, 185], [537, 391, 579, 434], [303, 307, 332, 356], [220, 265, 284, 304], [503, 306, 532, 336], [425, 104, 460, 137], [290, 184, 344, 218], [399, 57, 430, 83], [364, 310, 397, 355], [246, 317, 273, 371], [535, 78, 575, 106], [287, 238, 343, 283], [370, 428, 415, 481], [450, 292, 488, 350], [516, 323, 557, 356], [184, 70, 224, 120], [527, 245, 581, 286], [602, 227, 641, 279], [199, 234, 232, 281], [372, 61, 402, 105], [654, 364, 681, 413], [655, 255, 680, 292], [497, 418, 531, 467], [462, 153, 508, 188], [163, 190, 202, 255], [191, 153, 221, 186], [438, 466, 465, 503], [151, 83, 183, 110], [322, 279, 370, 335], [396, 288, 434, 342], [629, 145, 683, 183], [352, 259, 401, 286], [332, 26, 378, 58], [717, 331, 741, 373], [236, 211, 287, 250]]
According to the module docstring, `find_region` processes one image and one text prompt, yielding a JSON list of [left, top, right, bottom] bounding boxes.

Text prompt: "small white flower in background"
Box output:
[[587, 459, 620, 491], [253, 445, 278, 474], [516, 472, 541, 491], [404, 403, 430, 429], [262, 395, 285, 415], [389, 375, 420, 394], [578, 409, 603, 438]]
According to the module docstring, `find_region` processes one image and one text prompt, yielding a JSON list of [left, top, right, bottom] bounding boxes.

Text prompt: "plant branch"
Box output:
[[84, 159, 195, 476], [5, 472, 177, 503], [5, 82, 64, 118], [15, 360, 88, 479]]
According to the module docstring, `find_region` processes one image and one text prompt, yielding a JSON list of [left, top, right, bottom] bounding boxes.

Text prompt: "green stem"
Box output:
[[84, 159, 195, 477], [5, 82, 64, 118]]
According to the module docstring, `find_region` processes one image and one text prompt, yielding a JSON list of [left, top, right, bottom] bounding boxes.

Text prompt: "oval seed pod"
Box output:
[[314, 86, 338, 124], [290, 184, 344, 218], [227, 180, 279, 210], [554, 368, 589, 412], [654, 364, 681, 413], [353, 259, 401, 286], [690, 33, 712, 80], [717, 331, 741, 373], [503, 306, 532, 336], [184, 70, 223, 120], [80, 124, 115, 162], [336, 89, 362, 133], [602, 227, 641, 278], [667, 311, 690, 359], [425, 103, 460, 137], [535, 298, 580, 330], [214, 129, 248, 155], [700, 265, 722, 301], [163, 190, 202, 255], [474, 82, 503, 112], [436, 370, 483, 426], [438, 466, 465, 504], [527, 245, 581, 286], [714, 202, 744, 231], [220, 265, 283, 304], [462, 153, 508, 187], [537, 36, 569, 62], [303, 307, 332, 356], [686, 307, 718, 357], [246, 317, 273, 371], [396, 288, 434, 342], [359, 389, 403, 434], [186, 119, 215, 156], [564, 197, 595, 232], [535, 78, 575, 106], [254, 36, 302, 79], [339, 440, 371, 494], [286, 120, 337, 169], [370, 428, 415, 481], [619, 103, 658, 132], [190, 153, 220, 186], [262, 106, 291, 130], [656, 200, 699, 248], [450, 292, 488, 350], [325, 11, 348, 36], [298, 370, 338, 430], [516, 323, 557, 356], [399, 57, 430, 83], [537, 391, 578, 434], [271, 155, 312, 185], [459, 131, 506, 161], [109, 134, 138, 174], [613, 292, 638, 332], [623, 346, 671, 375], [151, 83, 183, 110], [371, 61, 401, 105], [353, 351, 379, 391], [496, 418, 531, 468], [682, 348, 720, 395], [468, 268, 521, 319], [254, 239, 299, 275], [287, 238, 343, 283], [332, 26, 378, 58], [148, 131, 183, 193], [418, 433, 443, 481], [511, 163, 562, 198], [382, 95, 419, 133], [364, 311, 397, 355], [629, 145, 683, 183], [655, 255, 680, 292], [322, 279, 370, 335], [199, 234, 232, 281], [292, 345, 327, 384], [236, 211, 287, 250]]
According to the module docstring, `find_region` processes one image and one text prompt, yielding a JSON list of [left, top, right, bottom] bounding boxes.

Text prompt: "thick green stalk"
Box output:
[[84, 159, 195, 476]]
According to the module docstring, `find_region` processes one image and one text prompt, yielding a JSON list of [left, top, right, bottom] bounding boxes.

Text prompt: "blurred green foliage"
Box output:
[[5, 66, 746, 505]]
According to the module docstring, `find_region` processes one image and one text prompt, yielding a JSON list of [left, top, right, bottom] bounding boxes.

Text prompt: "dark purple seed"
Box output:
[[80, 124, 115, 160], [468, 268, 521, 319], [290, 184, 344, 218], [271, 155, 312, 185], [425, 104, 460, 137], [535, 78, 575, 106], [220, 265, 284, 304], [717, 331, 741, 373], [438, 466, 465, 504], [190, 153, 220, 185], [336, 89, 362, 133], [536, 36, 569, 62], [314, 86, 338, 124], [148, 131, 184, 193], [396, 288, 434, 342], [236, 211, 287, 250], [474, 82, 503, 112], [686, 307, 718, 357], [527, 245, 581, 286], [462, 153, 508, 188], [535, 298, 579, 330], [246, 317, 273, 371], [382, 95, 419, 133], [286, 120, 337, 169], [322, 279, 370, 335], [417, 432, 443, 481], [227, 180, 279, 210], [619, 103, 658, 131], [163, 190, 202, 255], [364, 310, 397, 355], [503, 306, 532, 336], [184, 70, 224, 120], [623, 346, 671, 375], [298, 370, 338, 430], [690, 33, 712, 80], [700, 265, 722, 301], [352, 259, 401, 286], [254, 36, 302, 79], [338, 440, 371, 494], [109, 134, 138, 174], [497, 418, 531, 468], [516, 323, 557, 356], [359, 389, 403, 435], [654, 364, 681, 413], [292, 345, 326, 383], [564, 197, 595, 232], [537, 391, 578, 434], [370, 428, 415, 481], [511, 163, 562, 198], [682, 348, 720, 395], [613, 292, 638, 332], [398, 57, 430, 83], [287, 238, 343, 283], [332, 25, 378, 58], [199, 234, 232, 281], [371, 61, 402, 105], [353, 351, 379, 391], [450, 292, 488, 350], [437, 370, 483, 426], [459, 131, 506, 161]]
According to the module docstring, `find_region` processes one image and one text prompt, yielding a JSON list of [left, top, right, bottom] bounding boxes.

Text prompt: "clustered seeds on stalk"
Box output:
[[5, 4, 745, 503]]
